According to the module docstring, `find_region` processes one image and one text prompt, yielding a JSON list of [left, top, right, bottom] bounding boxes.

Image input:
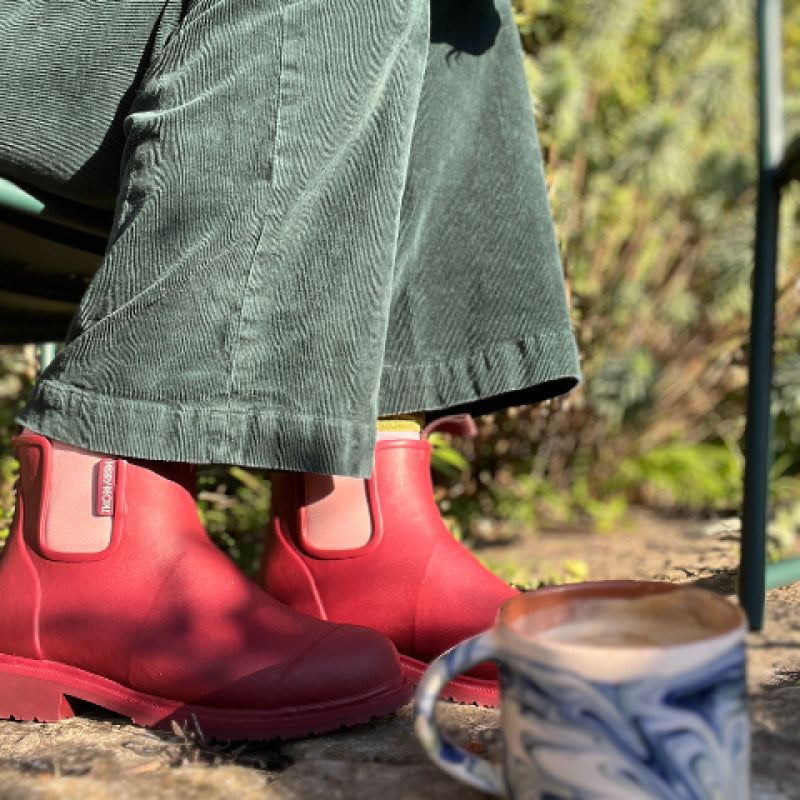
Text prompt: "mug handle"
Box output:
[[414, 631, 507, 797]]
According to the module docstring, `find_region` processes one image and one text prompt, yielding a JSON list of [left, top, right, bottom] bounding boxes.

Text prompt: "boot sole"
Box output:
[[399, 655, 499, 707], [0, 654, 413, 740]]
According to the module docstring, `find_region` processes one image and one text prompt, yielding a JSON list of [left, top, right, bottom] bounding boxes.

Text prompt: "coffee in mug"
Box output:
[[514, 587, 731, 646]]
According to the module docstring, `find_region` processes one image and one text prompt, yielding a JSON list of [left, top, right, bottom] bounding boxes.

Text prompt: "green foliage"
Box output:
[[429, 433, 470, 481], [197, 466, 270, 577], [442, 0, 800, 533], [478, 551, 589, 590], [610, 441, 743, 512], [0, 347, 33, 544]]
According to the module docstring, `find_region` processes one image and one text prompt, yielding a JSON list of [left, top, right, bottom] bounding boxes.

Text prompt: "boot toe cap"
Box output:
[[278, 624, 406, 707]]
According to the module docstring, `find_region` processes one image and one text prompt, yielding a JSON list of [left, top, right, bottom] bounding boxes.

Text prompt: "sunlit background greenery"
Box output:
[[2, 0, 799, 583]]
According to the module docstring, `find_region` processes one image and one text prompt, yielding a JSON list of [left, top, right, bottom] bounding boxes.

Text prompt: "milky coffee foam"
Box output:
[[511, 588, 729, 647]]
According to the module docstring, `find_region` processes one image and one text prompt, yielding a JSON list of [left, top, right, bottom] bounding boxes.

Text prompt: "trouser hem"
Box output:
[[378, 329, 580, 417], [18, 381, 378, 478], [18, 328, 579, 476]]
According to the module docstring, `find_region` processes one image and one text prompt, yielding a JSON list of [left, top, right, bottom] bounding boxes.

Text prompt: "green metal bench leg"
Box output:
[[739, 177, 778, 630], [739, 0, 800, 629]]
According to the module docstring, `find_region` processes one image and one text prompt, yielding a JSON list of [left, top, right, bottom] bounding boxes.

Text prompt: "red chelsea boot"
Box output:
[[0, 433, 412, 740], [261, 417, 517, 706]]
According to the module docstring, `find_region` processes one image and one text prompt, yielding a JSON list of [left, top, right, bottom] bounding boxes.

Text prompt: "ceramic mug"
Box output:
[[415, 581, 749, 800]]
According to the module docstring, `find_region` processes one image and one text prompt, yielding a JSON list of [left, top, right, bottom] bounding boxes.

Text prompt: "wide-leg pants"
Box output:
[[1, 0, 579, 476]]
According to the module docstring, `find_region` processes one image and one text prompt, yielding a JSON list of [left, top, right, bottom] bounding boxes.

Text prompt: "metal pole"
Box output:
[[739, 0, 784, 630]]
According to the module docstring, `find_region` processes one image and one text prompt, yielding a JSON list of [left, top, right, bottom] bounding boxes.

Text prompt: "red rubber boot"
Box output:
[[260, 417, 517, 706], [0, 433, 412, 740]]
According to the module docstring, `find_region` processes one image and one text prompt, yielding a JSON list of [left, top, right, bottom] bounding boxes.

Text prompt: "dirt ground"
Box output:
[[0, 510, 797, 799]]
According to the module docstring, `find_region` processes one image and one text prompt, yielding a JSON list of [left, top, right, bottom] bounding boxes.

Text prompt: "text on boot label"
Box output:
[[96, 459, 117, 517]]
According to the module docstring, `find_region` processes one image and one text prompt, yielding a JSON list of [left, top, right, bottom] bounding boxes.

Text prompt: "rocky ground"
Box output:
[[0, 510, 797, 799]]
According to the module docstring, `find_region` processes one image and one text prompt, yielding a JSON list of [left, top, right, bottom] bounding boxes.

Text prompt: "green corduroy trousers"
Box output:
[[1, 0, 579, 477]]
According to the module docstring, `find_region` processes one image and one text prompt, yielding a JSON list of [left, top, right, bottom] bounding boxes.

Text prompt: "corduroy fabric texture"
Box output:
[[2, 0, 580, 477]]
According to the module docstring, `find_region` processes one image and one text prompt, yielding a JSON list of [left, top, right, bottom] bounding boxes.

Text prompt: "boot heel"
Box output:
[[0, 670, 76, 722]]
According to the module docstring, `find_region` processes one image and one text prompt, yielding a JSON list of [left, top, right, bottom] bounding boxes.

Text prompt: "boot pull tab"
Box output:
[[423, 414, 477, 439]]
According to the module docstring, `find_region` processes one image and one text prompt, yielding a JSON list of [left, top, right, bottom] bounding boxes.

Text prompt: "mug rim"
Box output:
[[496, 580, 747, 682]]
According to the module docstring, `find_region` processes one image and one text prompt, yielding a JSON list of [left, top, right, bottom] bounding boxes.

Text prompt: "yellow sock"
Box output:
[[377, 414, 425, 434]]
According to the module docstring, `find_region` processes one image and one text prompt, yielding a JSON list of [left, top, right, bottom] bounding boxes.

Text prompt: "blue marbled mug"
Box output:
[[415, 581, 749, 800]]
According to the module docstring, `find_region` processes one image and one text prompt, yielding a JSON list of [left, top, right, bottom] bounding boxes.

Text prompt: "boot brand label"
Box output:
[[96, 459, 117, 517]]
